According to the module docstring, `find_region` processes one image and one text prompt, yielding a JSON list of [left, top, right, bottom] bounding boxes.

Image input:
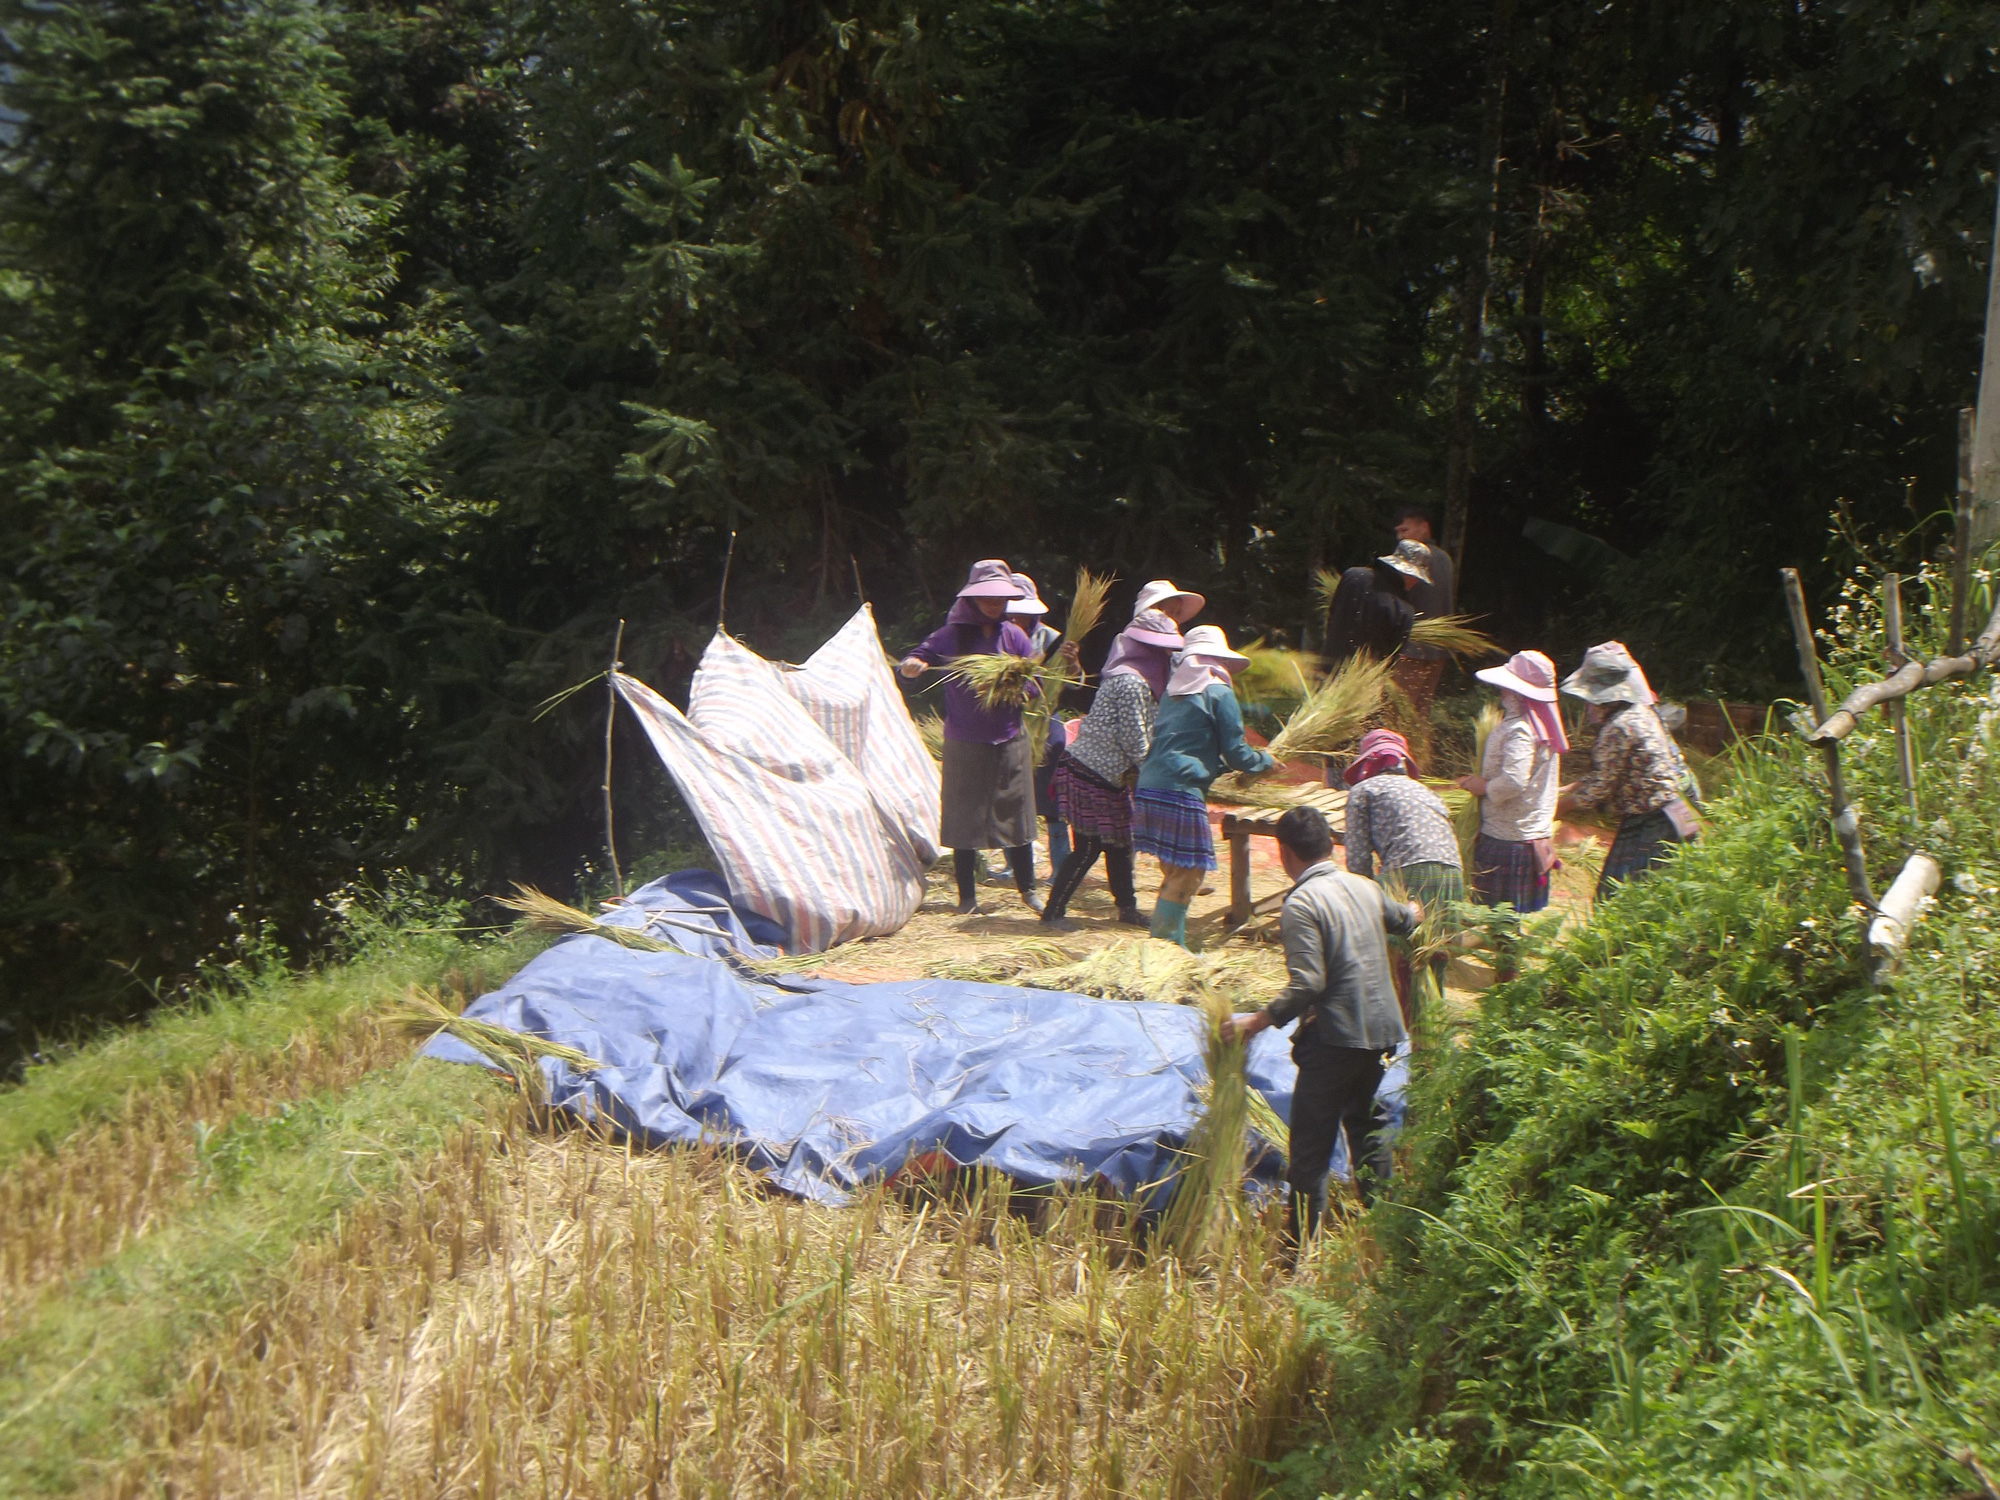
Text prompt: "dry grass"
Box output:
[[495, 885, 829, 975], [914, 711, 945, 763], [114, 1120, 1313, 1500], [0, 1006, 418, 1330], [1405, 614, 1501, 660], [1266, 655, 1395, 760], [1060, 566, 1115, 653], [1015, 938, 1288, 1009], [943, 651, 1041, 708]]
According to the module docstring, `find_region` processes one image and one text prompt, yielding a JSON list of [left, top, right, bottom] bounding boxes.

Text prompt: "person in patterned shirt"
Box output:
[[1557, 642, 1701, 898], [1341, 728, 1462, 1026]]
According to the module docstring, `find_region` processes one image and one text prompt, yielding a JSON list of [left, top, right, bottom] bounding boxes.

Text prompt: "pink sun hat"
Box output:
[[1120, 607, 1186, 649], [957, 558, 1027, 599], [1475, 649, 1559, 702], [1343, 728, 1417, 785]]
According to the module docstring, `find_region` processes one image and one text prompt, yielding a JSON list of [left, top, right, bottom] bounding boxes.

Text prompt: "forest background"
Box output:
[[3, 0, 1998, 1047]]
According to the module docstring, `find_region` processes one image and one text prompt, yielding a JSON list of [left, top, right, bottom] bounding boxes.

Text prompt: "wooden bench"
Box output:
[[1217, 786, 1348, 928]]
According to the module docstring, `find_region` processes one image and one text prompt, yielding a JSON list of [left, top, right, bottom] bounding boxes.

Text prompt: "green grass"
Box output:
[[0, 1057, 512, 1493], [1278, 568, 2000, 1497], [0, 923, 541, 1162]]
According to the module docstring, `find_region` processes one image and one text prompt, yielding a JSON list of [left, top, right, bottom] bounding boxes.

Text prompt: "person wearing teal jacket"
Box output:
[[1132, 626, 1275, 946]]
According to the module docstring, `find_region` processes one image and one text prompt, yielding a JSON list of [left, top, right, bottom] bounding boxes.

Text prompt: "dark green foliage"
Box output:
[[5, 0, 2000, 1053], [1288, 573, 2000, 1495]]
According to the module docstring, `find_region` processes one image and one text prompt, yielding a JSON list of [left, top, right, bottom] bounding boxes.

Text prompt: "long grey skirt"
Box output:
[[940, 734, 1037, 850]]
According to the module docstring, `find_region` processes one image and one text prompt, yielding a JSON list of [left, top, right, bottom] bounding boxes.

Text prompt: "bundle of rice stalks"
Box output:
[[944, 652, 1040, 709], [1020, 939, 1286, 1008], [1451, 701, 1504, 863], [1265, 654, 1394, 759], [1194, 1077, 1291, 1153], [388, 986, 599, 1109], [914, 711, 945, 763], [1207, 774, 1306, 809], [1311, 565, 1343, 615], [1233, 639, 1322, 712], [1155, 983, 1250, 1263], [925, 938, 1077, 983], [1407, 613, 1501, 660], [1062, 566, 1115, 650], [496, 885, 828, 975]]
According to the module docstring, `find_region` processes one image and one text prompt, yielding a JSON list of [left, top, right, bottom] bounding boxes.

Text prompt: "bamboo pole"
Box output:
[[1953, 408, 1974, 657], [1883, 574, 1918, 814], [603, 618, 627, 899], [1868, 853, 1940, 976], [717, 528, 738, 631], [1802, 587, 2000, 743], [1782, 569, 1872, 907]]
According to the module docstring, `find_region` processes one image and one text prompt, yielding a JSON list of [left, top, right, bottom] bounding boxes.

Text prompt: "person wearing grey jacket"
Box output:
[[1226, 805, 1420, 1243]]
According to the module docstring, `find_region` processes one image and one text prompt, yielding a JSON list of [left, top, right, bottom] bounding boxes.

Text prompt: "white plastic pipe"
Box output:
[[1869, 854, 1941, 969]]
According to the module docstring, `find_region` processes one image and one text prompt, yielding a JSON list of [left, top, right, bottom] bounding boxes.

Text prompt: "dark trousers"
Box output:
[[954, 845, 1034, 904], [1039, 835, 1136, 920], [1286, 1041, 1393, 1240]]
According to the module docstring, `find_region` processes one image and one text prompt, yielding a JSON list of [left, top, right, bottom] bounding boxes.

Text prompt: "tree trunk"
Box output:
[[1442, 0, 1515, 583]]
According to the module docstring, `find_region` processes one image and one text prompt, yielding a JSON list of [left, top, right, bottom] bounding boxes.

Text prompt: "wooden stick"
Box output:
[[1954, 407, 1975, 657], [717, 528, 738, 631], [1801, 591, 2000, 742], [851, 553, 866, 604], [1782, 569, 1873, 906], [1884, 574, 1918, 814], [603, 618, 626, 899]]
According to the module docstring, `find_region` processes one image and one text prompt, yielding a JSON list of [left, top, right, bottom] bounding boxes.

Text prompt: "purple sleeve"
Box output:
[[908, 623, 958, 666]]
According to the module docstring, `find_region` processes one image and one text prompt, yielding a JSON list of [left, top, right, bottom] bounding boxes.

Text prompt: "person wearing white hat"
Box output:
[[1455, 649, 1567, 914], [1131, 624, 1276, 947], [1556, 641, 1701, 896], [899, 560, 1043, 915]]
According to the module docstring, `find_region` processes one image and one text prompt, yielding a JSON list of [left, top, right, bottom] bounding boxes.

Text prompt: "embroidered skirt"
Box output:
[[1471, 833, 1550, 914], [940, 734, 1037, 850], [1598, 806, 1683, 896], [1131, 788, 1217, 871], [1049, 753, 1133, 844]]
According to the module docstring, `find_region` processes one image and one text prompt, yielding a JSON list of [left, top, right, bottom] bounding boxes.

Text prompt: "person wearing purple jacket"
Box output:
[[898, 560, 1044, 915]]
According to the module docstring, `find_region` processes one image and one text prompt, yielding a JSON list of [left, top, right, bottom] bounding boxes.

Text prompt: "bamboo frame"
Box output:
[[1883, 574, 1918, 814], [1781, 569, 1872, 907]]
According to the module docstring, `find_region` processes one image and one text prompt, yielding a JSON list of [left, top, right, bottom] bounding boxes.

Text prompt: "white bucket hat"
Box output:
[[1475, 649, 1559, 702], [1179, 623, 1249, 668], [1133, 579, 1205, 623], [1003, 572, 1049, 616]]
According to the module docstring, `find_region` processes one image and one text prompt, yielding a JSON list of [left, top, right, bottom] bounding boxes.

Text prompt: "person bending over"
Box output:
[[1224, 805, 1420, 1245]]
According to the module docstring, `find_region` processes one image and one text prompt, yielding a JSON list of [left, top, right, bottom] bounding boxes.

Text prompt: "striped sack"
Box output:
[[615, 606, 941, 953]]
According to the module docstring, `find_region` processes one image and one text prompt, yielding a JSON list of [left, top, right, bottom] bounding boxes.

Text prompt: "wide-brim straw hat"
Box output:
[[1122, 607, 1186, 649], [1561, 641, 1657, 706], [1376, 539, 1434, 583], [1178, 623, 1248, 667], [1004, 572, 1049, 615], [957, 558, 1027, 599], [1134, 579, 1205, 623], [1475, 649, 1559, 702]]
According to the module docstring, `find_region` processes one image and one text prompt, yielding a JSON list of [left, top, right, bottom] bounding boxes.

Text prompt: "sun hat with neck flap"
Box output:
[[1476, 648, 1568, 752], [957, 559, 1026, 599], [1165, 624, 1248, 696], [1133, 579, 1205, 624], [1561, 642, 1656, 706]]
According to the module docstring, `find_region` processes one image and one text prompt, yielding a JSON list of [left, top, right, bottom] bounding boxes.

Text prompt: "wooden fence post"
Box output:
[[1782, 568, 1873, 907], [1883, 574, 1919, 815]]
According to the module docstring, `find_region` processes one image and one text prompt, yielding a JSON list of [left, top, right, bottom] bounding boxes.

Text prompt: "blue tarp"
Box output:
[[427, 876, 1406, 1203]]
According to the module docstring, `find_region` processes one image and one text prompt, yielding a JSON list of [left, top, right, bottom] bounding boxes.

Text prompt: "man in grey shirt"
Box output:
[[1226, 805, 1421, 1243], [1394, 503, 1455, 618]]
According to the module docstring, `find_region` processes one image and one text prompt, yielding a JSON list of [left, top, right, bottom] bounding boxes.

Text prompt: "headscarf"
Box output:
[[1342, 728, 1417, 785], [1101, 608, 1185, 699]]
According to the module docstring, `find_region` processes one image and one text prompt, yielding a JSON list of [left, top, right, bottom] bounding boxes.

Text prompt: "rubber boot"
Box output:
[[1105, 847, 1144, 925], [953, 849, 981, 915], [1150, 898, 1189, 948], [1007, 843, 1042, 913]]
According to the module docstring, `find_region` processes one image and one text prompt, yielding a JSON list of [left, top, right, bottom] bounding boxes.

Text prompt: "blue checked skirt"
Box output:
[[1598, 807, 1683, 897], [1471, 833, 1550, 913], [1131, 788, 1217, 870]]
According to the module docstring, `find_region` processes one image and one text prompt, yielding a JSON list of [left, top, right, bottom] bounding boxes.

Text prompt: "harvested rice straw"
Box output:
[[1312, 565, 1343, 616], [1452, 701, 1504, 864], [1265, 654, 1394, 759], [1232, 639, 1322, 712], [914, 711, 945, 763], [1206, 773, 1306, 809], [1155, 983, 1251, 1263], [1194, 1076, 1291, 1153], [388, 986, 598, 1112], [1061, 566, 1115, 653], [495, 885, 828, 975], [943, 651, 1040, 709], [1012, 938, 1286, 1009], [925, 937, 1077, 983], [1407, 613, 1502, 660]]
